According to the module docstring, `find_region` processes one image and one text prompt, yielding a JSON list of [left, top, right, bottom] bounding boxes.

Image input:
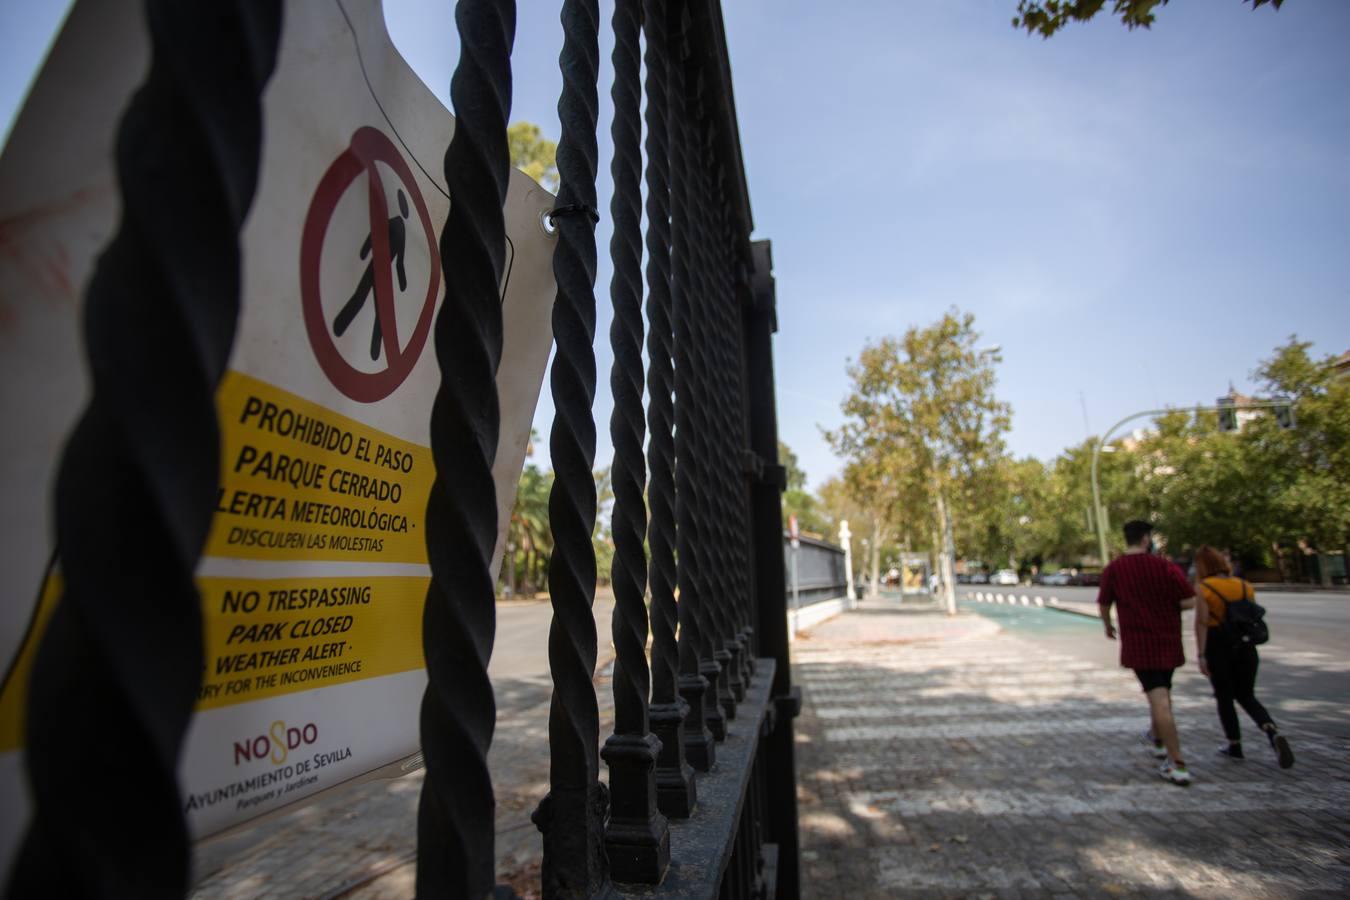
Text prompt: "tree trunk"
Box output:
[[502, 545, 516, 597], [868, 519, 881, 599], [935, 485, 958, 616]]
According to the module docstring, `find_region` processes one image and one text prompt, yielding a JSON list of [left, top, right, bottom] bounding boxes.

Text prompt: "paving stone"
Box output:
[[795, 608, 1350, 898]]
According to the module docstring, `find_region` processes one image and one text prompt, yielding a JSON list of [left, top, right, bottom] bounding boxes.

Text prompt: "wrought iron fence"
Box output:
[[8, 0, 797, 897], [786, 536, 851, 609]]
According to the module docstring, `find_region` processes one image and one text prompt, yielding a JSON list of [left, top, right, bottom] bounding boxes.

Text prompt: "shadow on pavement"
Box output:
[[792, 606, 1350, 897]]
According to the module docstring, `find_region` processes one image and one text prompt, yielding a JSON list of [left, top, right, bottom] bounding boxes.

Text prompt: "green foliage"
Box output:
[[592, 465, 615, 586], [983, 337, 1347, 578], [507, 121, 558, 192], [826, 309, 1010, 566], [1012, 0, 1282, 38], [1107, 339, 1348, 576], [820, 329, 1343, 582], [505, 451, 554, 595], [778, 440, 807, 492], [502, 433, 616, 594], [783, 488, 832, 538]]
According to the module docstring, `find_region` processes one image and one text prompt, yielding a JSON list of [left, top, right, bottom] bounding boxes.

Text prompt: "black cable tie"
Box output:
[[546, 203, 600, 226]]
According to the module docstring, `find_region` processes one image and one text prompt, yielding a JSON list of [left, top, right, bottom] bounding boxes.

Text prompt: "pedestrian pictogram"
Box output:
[[335, 187, 410, 362], [301, 127, 440, 403]]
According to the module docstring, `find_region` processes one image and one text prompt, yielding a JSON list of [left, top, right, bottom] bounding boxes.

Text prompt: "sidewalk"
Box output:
[[792, 602, 1350, 897]]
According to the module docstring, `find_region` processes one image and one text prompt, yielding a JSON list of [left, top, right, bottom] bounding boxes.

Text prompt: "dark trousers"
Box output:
[[1205, 639, 1274, 742]]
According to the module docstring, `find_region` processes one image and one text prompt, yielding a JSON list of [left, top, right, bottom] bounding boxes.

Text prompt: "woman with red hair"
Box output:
[[1193, 545, 1294, 768]]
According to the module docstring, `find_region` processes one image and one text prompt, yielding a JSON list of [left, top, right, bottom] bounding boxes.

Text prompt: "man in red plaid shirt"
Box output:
[[1098, 520, 1197, 785]]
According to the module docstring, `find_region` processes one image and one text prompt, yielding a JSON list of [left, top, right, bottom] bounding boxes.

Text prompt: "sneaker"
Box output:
[[1271, 734, 1295, 769], [1160, 761, 1192, 786], [1217, 742, 1244, 760], [1141, 730, 1167, 759]]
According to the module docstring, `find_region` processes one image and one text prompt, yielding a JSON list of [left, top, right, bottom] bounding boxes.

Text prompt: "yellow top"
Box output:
[[1199, 576, 1254, 628]]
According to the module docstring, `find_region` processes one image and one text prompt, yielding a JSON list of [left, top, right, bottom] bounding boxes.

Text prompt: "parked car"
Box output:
[[1071, 571, 1101, 587], [992, 569, 1019, 586], [969, 572, 990, 584], [1042, 570, 1073, 586], [956, 573, 972, 584]]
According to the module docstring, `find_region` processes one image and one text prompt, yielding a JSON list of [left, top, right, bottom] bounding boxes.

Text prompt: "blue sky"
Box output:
[[4, 1, 1348, 491]]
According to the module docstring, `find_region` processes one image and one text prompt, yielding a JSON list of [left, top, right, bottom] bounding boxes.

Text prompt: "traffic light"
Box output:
[[1216, 398, 1238, 433], [1274, 397, 1296, 430]]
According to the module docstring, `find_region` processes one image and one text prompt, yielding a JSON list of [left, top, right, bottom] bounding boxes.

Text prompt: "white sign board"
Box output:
[[0, 0, 556, 870]]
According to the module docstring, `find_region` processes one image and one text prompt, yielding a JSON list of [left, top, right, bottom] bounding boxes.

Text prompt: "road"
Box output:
[[958, 585, 1350, 740]]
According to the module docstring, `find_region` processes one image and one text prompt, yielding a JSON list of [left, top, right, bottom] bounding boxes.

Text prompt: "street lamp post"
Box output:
[[1090, 399, 1295, 565], [839, 519, 855, 610]]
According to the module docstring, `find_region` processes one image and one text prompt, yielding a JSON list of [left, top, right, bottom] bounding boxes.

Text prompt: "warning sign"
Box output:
[[300, 126, 440, 402], [0, 0, 560, 854]]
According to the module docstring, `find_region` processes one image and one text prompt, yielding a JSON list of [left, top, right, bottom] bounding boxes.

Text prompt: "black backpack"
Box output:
[[1203, 579, 1269, 650]]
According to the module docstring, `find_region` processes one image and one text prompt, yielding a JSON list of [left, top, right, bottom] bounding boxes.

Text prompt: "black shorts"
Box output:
[[1134, 668, 1174, 692]]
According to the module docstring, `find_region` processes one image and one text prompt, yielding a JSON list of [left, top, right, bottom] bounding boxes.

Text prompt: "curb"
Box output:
[[962, 589, 1102, 620]]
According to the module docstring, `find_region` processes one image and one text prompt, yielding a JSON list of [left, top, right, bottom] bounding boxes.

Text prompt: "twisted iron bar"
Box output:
[[667, 0, 723, 759], [601, 0, 671, 883], [689, 121, 754, 694], [722, 243, 760, 673], [690, 77, 743, 722], [641, 0, 697, 819], [605, 0, 650, 752], [642, 0, 678, 735], [7, 5, 281, 896], [696, 172, 747, 701], [534, 0, 613, 895], [685, 66, 739, 728], [705, 155, 757, 687], [417, 1, 516, 895], [682, 89, 741, 716]]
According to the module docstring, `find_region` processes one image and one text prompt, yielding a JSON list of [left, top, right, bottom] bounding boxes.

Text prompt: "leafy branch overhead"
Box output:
[[1012, 0, 1283, 38]]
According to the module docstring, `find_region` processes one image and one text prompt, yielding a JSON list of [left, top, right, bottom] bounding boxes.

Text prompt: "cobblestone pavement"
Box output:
[[793, 607, 1350, 899]]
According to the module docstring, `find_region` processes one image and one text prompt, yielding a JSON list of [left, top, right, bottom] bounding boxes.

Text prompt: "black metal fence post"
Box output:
[[642, 0, 699, 821], [601, 0, 672, 884], [686, 109, 743, 718], [416, 1, 517, 895], [7, 5, 282, 896], [745, 239, 802, 899], [668, 0, 720, 770], [705, 159, 756, 696], [534, 0, 615, 896]]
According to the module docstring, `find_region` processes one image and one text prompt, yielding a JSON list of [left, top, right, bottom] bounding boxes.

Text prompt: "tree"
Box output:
[[1040, 438, 1143, 564], [508, 121, 559, 192], [1012, 0, 1282, 38], [506, 457, 554, 596], [778, 439, 832, 537], [504, 462, 616, 595], [827, 310, 1010, 613], [778, 440, 807, 491], [1245, 338, 1350, 584], [593, 465, 615, 587]]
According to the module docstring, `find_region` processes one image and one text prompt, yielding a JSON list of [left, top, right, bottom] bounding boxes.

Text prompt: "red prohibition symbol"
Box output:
[[300, 126, 441, 403]]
